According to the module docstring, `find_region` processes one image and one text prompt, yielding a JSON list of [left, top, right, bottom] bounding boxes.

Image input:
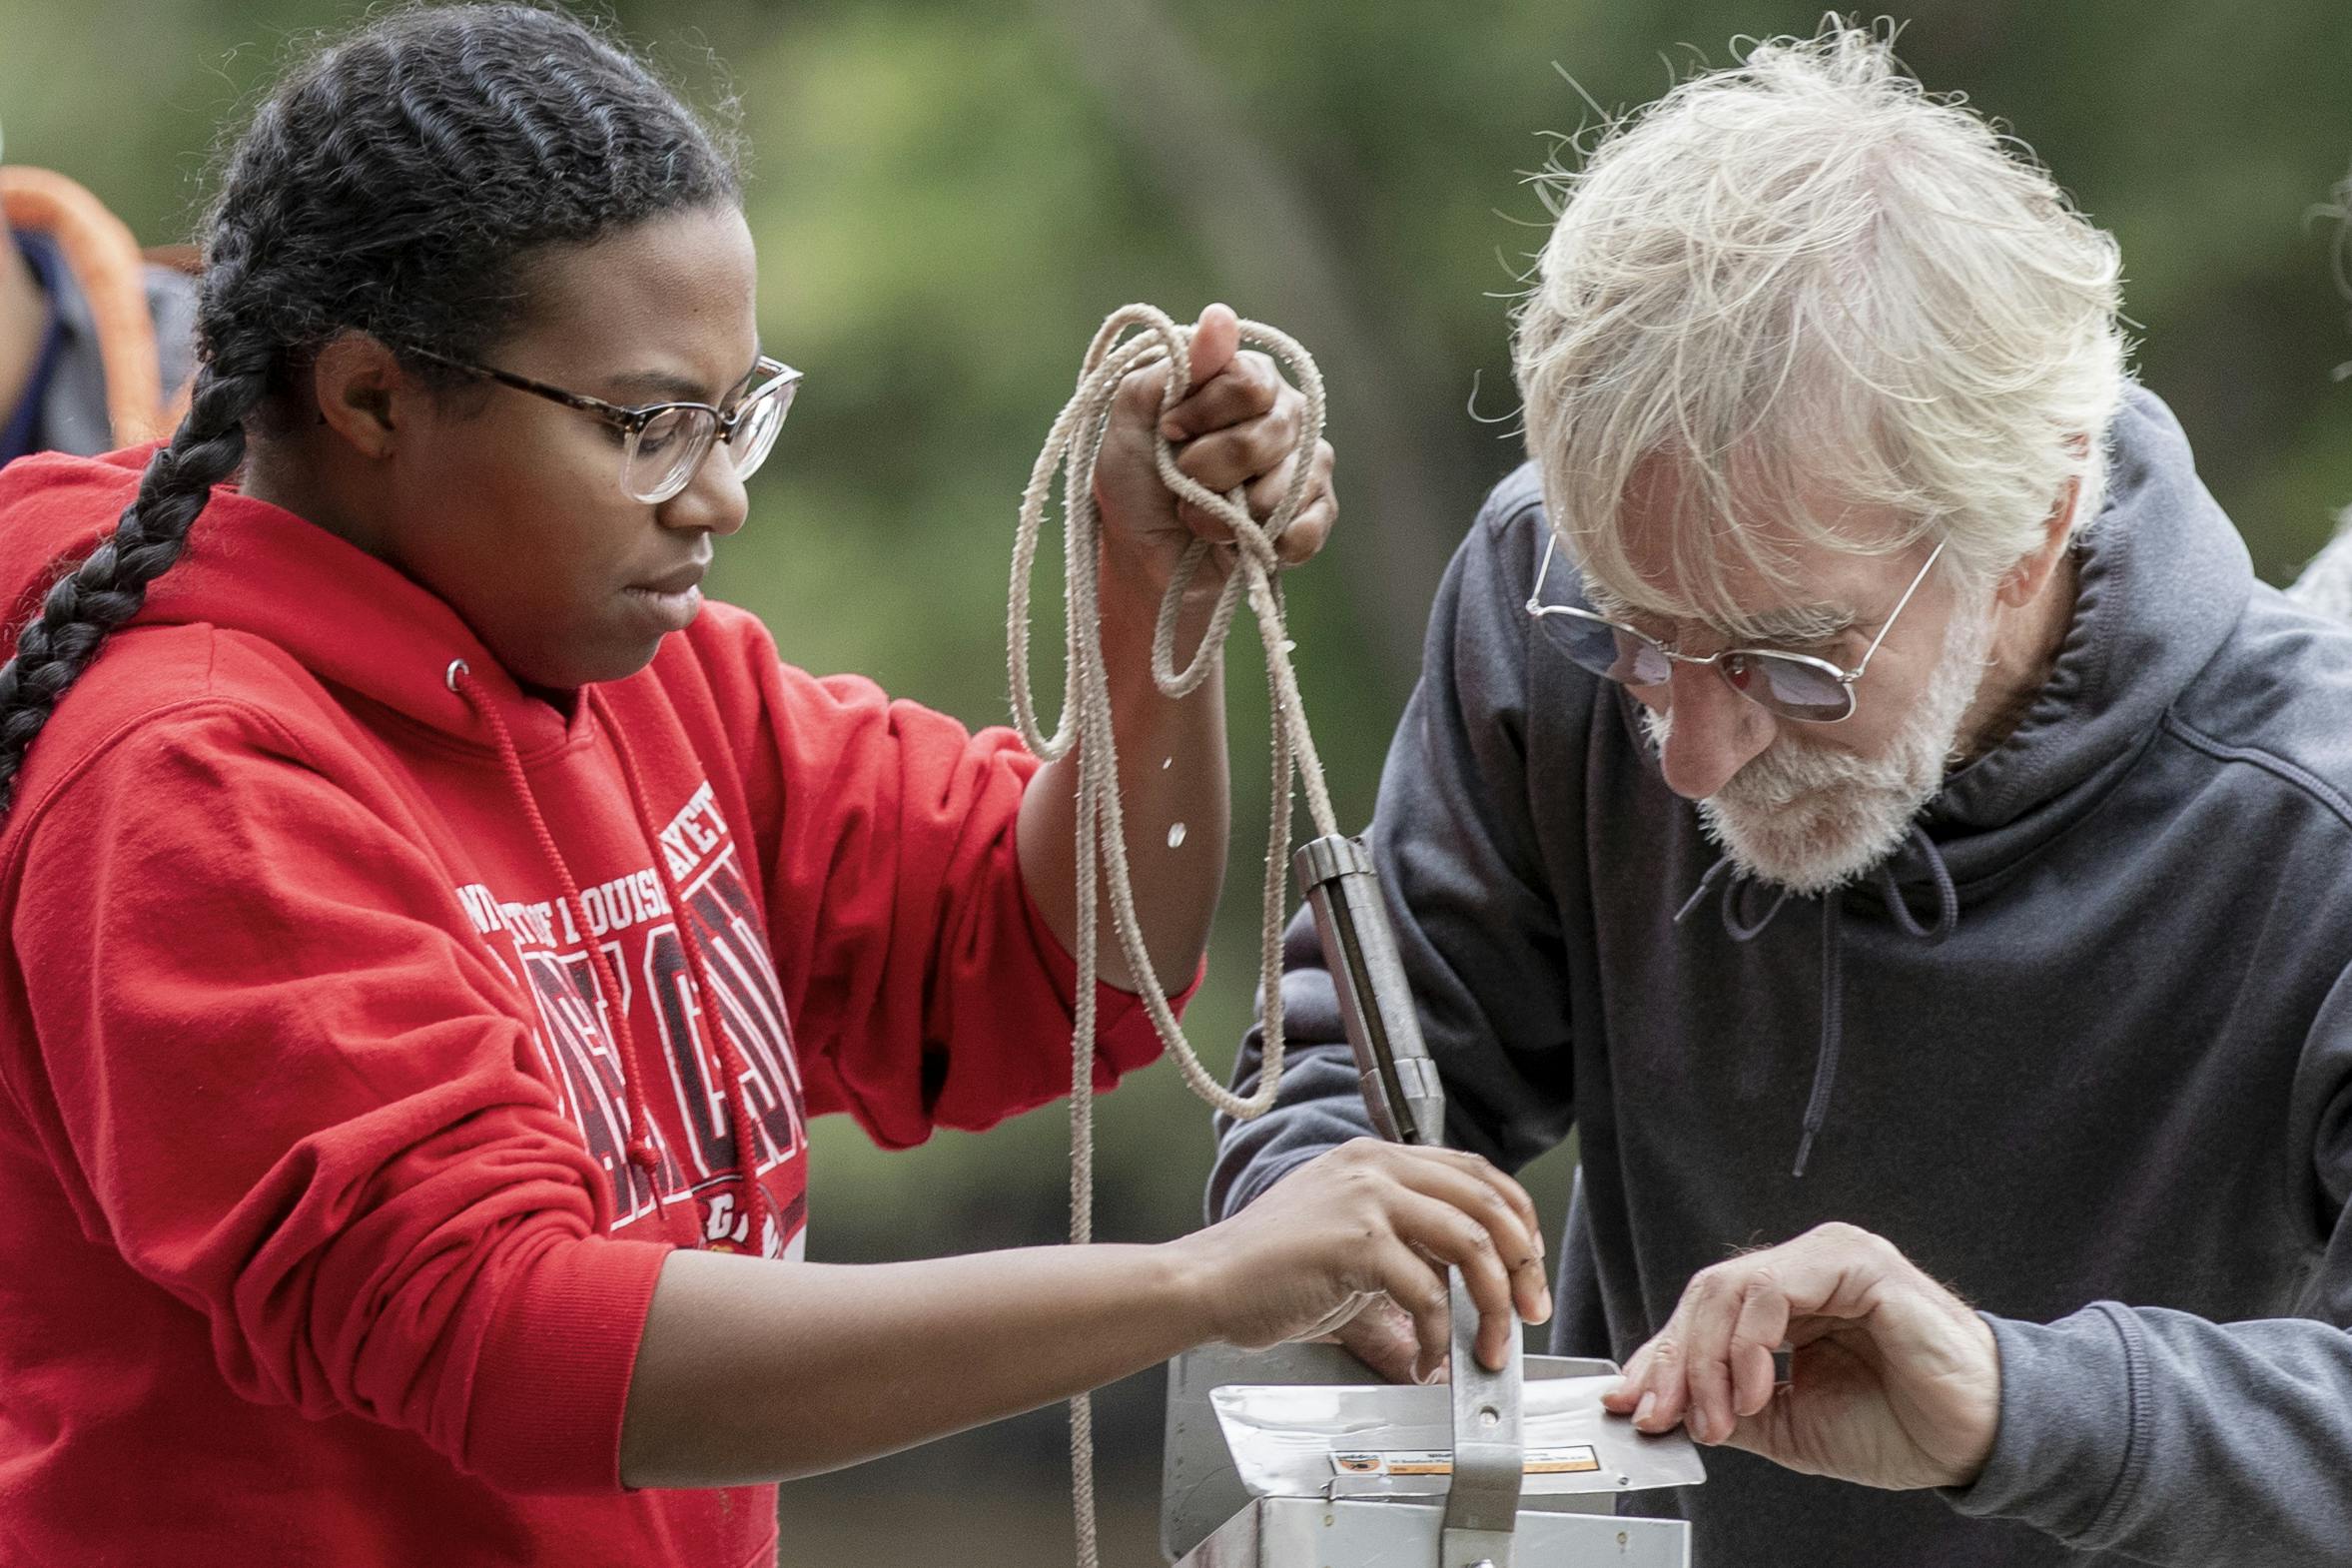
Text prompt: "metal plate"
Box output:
[[1162, 1342, 1625, 1562], [1172, 1496, 1691, 1568]]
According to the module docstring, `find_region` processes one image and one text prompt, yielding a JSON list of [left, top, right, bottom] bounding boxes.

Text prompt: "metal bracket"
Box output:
[[1441, 1270, 1524, 1568], [1297, 832, 1527, 1568]]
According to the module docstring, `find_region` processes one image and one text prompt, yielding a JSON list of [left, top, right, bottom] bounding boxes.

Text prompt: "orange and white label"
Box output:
[[1329, 1445, 1600, 1478]]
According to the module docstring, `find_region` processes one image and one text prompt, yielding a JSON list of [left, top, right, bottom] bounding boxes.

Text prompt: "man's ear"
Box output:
[[309, 333, 409, 460], [1996, 448, 2087, 609]]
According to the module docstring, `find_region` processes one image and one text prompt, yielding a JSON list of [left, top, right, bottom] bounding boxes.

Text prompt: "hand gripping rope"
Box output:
[[1008, 304, 1341, 1567]]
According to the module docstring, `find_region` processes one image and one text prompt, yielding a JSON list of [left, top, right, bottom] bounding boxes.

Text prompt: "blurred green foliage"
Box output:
[[6, 0, 2351, 1558]]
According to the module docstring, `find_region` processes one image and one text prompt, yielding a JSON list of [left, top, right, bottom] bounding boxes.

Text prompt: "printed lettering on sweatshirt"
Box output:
[[453, 781, 807, 1256]]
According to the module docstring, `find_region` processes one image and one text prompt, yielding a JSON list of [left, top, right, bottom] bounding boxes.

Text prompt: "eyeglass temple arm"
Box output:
[[1845, 538, 1949, 682]]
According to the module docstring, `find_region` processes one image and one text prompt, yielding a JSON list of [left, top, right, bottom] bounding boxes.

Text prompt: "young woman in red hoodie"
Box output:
[[0, 7, 1549, 1564]]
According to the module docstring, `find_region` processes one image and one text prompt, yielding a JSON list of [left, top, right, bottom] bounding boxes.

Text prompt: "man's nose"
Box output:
[[1653, 662, 1775, 799]]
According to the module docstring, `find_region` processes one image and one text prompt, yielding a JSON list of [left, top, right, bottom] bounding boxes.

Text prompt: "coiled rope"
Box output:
[[1008, 304, 1339, 1566]]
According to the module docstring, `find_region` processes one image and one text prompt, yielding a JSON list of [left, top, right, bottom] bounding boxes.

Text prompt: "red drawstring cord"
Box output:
[[447, 661, 698, 1247], [589, 686, 773, 1256]]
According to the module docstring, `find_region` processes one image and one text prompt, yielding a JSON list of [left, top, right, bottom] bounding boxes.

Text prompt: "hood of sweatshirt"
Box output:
[[0, 444, 577, 756], [1925, 385, 2252, 873], [1662, 385, 2251, 904]]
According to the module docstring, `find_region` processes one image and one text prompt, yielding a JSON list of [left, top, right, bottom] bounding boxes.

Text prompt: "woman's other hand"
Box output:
[[1171, 1138, 1550, 1381]]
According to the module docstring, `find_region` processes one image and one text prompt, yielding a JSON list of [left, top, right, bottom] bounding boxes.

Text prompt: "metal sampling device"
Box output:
[[1159, 834, 1703, 1568]]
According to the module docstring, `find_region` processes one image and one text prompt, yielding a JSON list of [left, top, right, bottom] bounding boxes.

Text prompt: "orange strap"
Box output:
[[1, 167, 173, 445]]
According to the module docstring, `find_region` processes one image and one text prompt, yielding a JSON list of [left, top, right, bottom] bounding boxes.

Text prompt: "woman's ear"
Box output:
[[308, 333, 408, 460]]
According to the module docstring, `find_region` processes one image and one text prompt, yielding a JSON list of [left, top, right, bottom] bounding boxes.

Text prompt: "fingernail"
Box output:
[[1537, 1284, 1554, 1321], [1160, 420, 1184, 440], [1634, 1392, 1656, 1426]]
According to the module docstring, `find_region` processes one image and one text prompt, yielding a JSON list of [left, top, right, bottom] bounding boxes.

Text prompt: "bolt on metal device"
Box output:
[[1160, 833, 1703, 1568]]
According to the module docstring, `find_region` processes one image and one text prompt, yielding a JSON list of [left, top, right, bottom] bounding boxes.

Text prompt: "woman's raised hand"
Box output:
[[1090, 303, 1337, 596], [1170, 1138, 1551, 1381]]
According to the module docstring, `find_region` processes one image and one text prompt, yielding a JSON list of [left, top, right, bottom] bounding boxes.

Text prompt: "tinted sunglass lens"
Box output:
[[1751, 655, 1853, 722], [1537, 612, 1672, 688]]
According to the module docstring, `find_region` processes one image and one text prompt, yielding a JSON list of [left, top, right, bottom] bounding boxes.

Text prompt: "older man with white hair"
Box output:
[[1211, 25, 2352, 1568]]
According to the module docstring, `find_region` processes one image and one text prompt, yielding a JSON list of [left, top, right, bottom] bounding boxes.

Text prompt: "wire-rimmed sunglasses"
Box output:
[[403, 346, 803, 504], [1524, 532, 1948, 724]]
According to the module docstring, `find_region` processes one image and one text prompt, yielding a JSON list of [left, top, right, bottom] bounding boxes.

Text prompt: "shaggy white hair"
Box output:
[[1513, 20, 2128, 632]]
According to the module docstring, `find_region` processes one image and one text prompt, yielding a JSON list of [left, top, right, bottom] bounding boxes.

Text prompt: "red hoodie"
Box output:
[[0, 448, 1176, 1567]]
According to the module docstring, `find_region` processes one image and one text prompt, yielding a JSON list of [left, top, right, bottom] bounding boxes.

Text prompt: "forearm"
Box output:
[[1947, 1305, 2352, 1566], [1020, 548, 1230, 991], [619, 1241, 1209, 1487]]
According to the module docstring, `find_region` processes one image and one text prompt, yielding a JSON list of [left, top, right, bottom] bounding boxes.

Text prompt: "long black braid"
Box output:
[[0, 3, 738, 808]]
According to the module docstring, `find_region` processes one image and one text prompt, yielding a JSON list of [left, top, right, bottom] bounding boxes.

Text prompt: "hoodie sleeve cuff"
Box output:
[[1941, 1305, 2147, 1544], [462, 1234, 676, 1494], [1214, 1145, 1324, 1222], [1016, 874, 1203, 1085]]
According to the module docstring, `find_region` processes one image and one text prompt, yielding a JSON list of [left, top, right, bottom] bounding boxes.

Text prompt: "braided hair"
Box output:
[[0, 3, 739, 808]]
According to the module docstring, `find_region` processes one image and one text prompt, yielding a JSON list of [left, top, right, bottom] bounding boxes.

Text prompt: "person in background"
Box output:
[[1, 114, 197, 464], [1210, 23, 2352, 1568]]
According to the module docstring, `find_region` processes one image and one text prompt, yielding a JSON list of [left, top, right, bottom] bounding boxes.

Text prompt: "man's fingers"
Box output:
[[1728, 1268, 1797, 1419], [1679, 1265, 1745, 1445], [1617, 1223, 1919, 1443], [1632, 1330, 1690, 1433], [1334, 1296, 1422, 1384]]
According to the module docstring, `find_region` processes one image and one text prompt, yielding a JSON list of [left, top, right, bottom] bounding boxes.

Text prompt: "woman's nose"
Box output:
[[659, 448, 750, 537]]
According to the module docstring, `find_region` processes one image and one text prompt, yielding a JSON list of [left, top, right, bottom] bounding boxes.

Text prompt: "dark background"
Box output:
[[6, 1, 2350, 1560]]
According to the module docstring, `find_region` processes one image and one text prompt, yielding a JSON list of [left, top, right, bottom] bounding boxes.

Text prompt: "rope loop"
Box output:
[[1010, 306, 1342, 1568]]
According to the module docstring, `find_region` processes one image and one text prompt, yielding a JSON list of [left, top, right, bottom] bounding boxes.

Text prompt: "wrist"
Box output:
[[1948, 1309, 2001, 1485], [1157, 1227, 1232, 1348]]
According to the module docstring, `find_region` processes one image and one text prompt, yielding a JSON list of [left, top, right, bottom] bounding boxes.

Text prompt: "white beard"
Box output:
[[1643, 592, 1999, 896]]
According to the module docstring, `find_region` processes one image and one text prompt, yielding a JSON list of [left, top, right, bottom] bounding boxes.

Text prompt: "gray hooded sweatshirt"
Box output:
[[1209, 387, 2352, 1566]]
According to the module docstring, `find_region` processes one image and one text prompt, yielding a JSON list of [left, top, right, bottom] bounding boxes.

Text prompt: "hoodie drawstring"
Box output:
[[450, 663, 764, 1253], [589, 686, 773, 1256], [1679, 823, 1960, 1177]]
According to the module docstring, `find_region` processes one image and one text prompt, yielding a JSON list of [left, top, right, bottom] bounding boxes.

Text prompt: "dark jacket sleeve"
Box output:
[[1208, 477, 1580, 1219], [1944, 975, 2352, 1563]]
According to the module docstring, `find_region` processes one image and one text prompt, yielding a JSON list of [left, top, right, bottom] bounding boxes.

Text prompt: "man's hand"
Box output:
[[1603, 1222, 2000, 1491], [1329, 1292, 1424, 1383], [1090, 303, 1336, 596]]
